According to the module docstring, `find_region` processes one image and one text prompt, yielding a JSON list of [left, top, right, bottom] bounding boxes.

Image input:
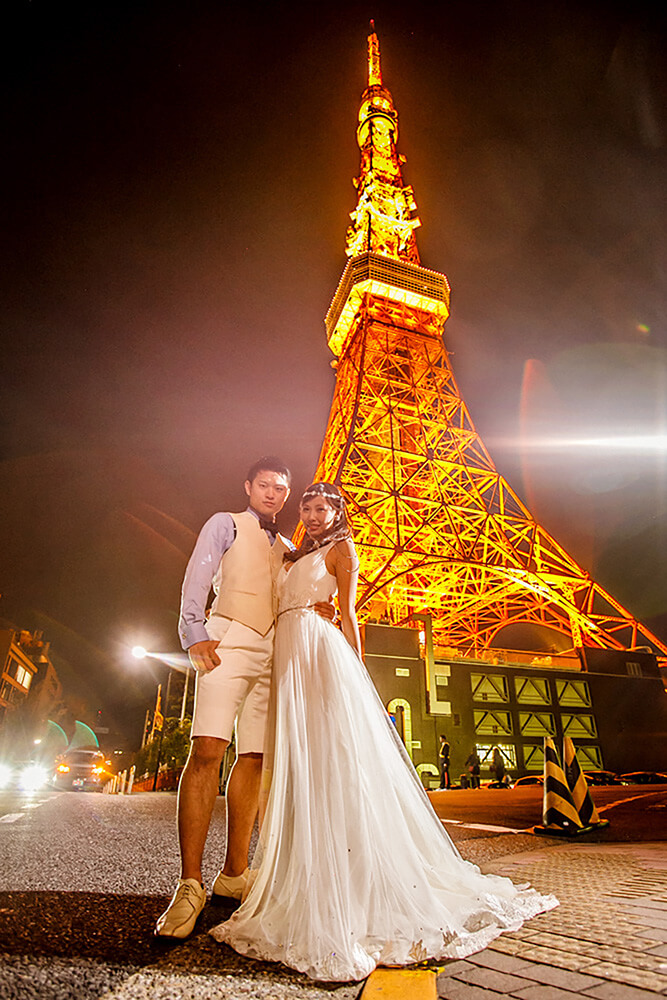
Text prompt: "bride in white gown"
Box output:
[[210, 483, 557, 981]]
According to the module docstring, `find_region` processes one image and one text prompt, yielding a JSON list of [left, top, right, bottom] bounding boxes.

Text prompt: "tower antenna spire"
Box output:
[[367, 19, 383, 87], [346, 19, 421, 263]]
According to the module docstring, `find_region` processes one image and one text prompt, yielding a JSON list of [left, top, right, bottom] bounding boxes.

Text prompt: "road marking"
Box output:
[[442, 819, 526, 834], [0, 813, 25, 823], [597, 790, 667, 814]]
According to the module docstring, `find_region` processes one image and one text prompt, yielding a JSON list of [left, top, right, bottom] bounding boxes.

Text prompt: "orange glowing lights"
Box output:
[[311, 25, 667, 665]]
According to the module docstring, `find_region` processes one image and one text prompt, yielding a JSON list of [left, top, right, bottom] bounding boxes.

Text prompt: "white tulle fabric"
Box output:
[[210, 545, 557, 981]]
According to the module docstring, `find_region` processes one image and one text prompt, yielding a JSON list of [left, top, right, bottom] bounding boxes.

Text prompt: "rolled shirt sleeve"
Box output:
[[178, 512, 236, 650]]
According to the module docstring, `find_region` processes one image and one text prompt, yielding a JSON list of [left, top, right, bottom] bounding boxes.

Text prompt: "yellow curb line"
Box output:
[[359, 969, 437, 999]]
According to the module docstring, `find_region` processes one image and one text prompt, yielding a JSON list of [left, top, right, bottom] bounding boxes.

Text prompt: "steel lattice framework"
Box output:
[[312, 25, 667, 663]]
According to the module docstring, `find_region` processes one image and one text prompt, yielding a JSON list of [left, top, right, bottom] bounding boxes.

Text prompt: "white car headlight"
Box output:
[[0, 763, 12, 789], [19, 764, 49, 792]]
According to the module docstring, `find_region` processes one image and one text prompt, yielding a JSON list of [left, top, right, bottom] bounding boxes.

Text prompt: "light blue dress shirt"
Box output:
[[178, 508, 292, 650]]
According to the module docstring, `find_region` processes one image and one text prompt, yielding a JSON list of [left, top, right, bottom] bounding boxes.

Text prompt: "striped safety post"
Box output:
[[534, 736, 583, 835], [563, 737, 608, 829]]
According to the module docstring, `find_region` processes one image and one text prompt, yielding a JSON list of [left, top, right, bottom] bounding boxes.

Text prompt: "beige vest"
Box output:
[[210, 511, 288, 635]]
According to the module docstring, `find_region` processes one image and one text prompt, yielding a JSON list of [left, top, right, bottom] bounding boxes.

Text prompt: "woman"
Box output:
[[491, 746, 508, 788], [210, 483, 556, 981]]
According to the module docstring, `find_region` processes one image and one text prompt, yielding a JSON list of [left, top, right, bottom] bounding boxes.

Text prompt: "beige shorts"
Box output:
[[190, 616, 274, 754]]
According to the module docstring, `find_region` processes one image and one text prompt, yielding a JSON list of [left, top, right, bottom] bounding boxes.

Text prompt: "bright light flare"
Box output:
[[0, 763, 11, 789], [131, 647, 191, 671], [19, 764, 49, 792], [515, 434, 667, 452]]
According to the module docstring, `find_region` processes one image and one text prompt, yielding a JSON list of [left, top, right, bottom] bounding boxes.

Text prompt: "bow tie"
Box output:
[[259, 519, 278, 535]]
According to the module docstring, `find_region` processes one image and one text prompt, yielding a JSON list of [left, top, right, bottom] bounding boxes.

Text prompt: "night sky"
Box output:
[[2, 0, 666, 740]]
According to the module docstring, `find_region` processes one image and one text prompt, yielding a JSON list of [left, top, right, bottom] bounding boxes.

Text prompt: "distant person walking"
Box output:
[[438, 734, 451, 789], [465, 748, 481, 789], [491, 746, 506, 787]]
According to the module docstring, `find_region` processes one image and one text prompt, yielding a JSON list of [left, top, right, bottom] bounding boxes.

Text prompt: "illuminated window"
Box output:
[[474, 710, 512, 736], [574, 745, 603, 769], [556, 679, 591, 707], [471, 674, 509, 703], [477, 744, 517, 769], [515, 677, 551, 705], [519, 713, 555, 736], [15, 665, 32, 689], [522, 744, 545, 771], [562, 714, 598, 738]]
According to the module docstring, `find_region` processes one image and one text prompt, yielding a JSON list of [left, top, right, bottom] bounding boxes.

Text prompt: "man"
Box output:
[[156, 456, 329, 939], [438, 734, 451, 790]]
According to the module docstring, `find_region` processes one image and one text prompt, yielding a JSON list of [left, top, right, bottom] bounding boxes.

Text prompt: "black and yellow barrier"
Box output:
[[563, 736, 608, 830], [534, 736, 583, 835], [534, 736, 608, 836]]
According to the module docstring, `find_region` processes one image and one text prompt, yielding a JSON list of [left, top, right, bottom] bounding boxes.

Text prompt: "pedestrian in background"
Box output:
[[465, 747, 481, 789], [491, 746, 506, 787], [438, 734, 451, 789]]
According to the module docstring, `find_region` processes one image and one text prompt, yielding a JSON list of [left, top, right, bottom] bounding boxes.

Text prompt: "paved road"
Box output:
[[1, 787, 666, 999], [427, 784, 667, 844]]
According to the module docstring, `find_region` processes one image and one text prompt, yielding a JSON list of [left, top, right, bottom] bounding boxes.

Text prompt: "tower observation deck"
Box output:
[[311, 25, 667, 666]]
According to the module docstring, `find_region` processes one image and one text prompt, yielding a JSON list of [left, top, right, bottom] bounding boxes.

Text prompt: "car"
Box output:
[[53, 748, 108, 791], [0, 759, 52, 793], [619, 771, 667, 785], [583, 770, 622, 786], [512, 775, 544, 788]]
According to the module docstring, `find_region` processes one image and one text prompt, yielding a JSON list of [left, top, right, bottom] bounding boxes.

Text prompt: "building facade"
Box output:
[[365, 623, 667, 785]]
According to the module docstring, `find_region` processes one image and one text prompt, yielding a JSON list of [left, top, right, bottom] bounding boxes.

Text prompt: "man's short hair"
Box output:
[[246, 456, 292, 486]]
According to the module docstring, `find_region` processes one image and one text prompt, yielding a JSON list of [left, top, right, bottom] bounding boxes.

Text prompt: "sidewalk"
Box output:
[[96, 839, 667, 1000], [436, 840, 667, 999]]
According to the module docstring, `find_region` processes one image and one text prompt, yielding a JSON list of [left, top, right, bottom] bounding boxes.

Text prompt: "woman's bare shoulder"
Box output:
[[331, 537, 359, 569]]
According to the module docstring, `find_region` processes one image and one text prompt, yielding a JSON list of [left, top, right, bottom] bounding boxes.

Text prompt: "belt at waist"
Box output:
[[277, 604, 317, 618]]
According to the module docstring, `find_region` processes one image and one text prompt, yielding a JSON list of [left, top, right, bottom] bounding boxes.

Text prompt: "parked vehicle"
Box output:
[[53, 749, 108, 791], [583, 770, 622, 786], [512, 775, 544, 788], [620, 772, 667, 785]]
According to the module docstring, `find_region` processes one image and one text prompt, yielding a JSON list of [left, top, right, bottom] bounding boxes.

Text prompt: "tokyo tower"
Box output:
[[312, 24, 667, 665]]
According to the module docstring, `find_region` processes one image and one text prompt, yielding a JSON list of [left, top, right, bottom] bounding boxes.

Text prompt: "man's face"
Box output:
[[245, 470, 291, 519]]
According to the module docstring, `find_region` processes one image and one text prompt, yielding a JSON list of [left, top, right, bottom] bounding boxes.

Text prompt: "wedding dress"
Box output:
[[210, 543, 557, 981]]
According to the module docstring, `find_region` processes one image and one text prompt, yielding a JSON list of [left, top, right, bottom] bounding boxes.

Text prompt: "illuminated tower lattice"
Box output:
[[313, 25, 667, 663]]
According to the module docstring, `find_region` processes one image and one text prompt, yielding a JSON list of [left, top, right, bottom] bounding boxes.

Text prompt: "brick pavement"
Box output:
[[437, 842, 667, 999]]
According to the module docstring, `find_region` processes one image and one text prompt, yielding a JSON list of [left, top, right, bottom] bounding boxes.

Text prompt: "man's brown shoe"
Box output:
[[211, 868, 249, 902]]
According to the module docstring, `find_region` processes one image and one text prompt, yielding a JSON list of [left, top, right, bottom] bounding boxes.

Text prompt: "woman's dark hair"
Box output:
[[284, 482, 351, 563]]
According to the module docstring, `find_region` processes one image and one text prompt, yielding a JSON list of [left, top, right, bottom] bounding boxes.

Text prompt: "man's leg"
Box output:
[[178, 735, 228, 883], [222, 751, 262, 876], [155, 735, 227, 939]]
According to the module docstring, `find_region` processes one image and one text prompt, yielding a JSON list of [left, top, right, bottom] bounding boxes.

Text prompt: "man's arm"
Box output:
[[179, 513, 236, 666]]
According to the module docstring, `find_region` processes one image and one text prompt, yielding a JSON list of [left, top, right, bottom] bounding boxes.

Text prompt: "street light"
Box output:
[[131, 646, 192, 723], [131, 645, 194, 789]]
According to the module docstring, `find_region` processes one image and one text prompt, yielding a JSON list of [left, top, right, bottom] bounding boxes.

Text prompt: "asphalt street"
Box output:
[[1, 786, 666, 999]]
